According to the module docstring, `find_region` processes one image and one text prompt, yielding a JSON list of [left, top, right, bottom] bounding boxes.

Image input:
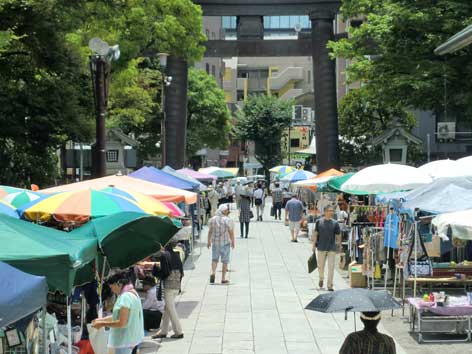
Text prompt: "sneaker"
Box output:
[[293, 239, 298, 243], [319, 280, 323, 288], [170, 333, 184, 339], [210, 274, 215, 284]]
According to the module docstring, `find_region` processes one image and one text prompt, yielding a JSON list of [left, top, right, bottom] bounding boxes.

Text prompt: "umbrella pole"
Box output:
[[42, 305, 47, 354], [384, 211, 392, 290], [354, 312, 357, 332], [98, 256, 108, 316], [414, 219, 418, 298], [67, 296, 72, 354]]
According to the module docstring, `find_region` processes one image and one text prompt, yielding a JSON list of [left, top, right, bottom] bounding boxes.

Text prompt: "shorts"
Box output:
[[289, 221, 301, 232], [212, 243, 231, 264]]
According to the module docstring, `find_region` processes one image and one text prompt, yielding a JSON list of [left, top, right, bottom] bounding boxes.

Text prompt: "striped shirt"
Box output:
[[209, 214, 234, 248], [339, 329, 396, 354]]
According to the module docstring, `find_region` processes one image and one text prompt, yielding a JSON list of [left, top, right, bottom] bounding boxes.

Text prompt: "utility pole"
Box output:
[[93, 56, 107, 177], [89, 38, 120, 178]]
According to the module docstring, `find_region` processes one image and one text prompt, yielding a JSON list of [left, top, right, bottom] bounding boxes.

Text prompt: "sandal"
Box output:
[[210, 274, 215, 284], [152, 333, 167, 339], [221, 280, 230, 284], [170, 333, 184, 339]]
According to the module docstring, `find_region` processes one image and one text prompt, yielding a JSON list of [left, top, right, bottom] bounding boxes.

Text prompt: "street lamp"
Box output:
[[89, 37, 120, 177], [158, 53, 173, 167]]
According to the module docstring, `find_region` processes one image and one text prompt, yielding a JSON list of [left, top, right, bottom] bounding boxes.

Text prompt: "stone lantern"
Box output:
[[372, 118, 422, 164]]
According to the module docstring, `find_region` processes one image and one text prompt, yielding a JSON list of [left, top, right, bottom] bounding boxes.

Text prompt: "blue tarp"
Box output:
[[162, 166, 206, 191], [402, 177, 472, 215], [130, 166, 197, 191], [0, 262, 48, 327]]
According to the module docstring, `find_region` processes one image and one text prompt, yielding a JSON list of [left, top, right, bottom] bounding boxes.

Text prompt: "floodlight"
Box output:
[[88, 37, 110, 56]]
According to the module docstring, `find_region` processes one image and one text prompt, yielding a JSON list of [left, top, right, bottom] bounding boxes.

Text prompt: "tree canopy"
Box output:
[[187, 68, 231, 157], [234, 95, 292, 174], [0, 0, 207, 185], [330, 0, 472, 165]]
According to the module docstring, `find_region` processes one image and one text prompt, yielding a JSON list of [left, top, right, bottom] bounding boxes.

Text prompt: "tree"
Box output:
[[234, 95, 292, 176], [187, 68, 231, 157], [329, 0, 472, 164], [0, 0, 94, 186]]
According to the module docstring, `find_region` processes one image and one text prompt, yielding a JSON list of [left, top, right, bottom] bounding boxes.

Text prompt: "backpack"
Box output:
[[152, 251, 172, 280]]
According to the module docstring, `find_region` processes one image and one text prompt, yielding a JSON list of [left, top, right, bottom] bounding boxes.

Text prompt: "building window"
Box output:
[[307, 70, 311, 84], [206, 63, 210, 74], [237, 90, 245, 101], [205, 29, 210, 38], [211, 32, 216, 39], [106, 150, 119, 162], [211, 65, 216, 76], [290, 139, 300, 148], [222, 16, 236, 29]]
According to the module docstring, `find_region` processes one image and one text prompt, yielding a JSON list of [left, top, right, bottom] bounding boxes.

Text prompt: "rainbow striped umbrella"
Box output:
[[3, 191, 42, 208], [0, 200, 19, 219], [162, 202, 185, 218], [100, 187, 172, 217], [0, 185, 30, 198], [269, 165, 295, 174], [22, 189, 147, 224]]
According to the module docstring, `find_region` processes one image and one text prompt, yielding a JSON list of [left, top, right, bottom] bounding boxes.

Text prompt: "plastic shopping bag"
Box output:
[[87, 324, 109, 354]]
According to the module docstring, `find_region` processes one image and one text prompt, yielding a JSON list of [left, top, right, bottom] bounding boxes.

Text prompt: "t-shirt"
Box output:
[[108, 291, 144, 349], [285, 198, 304, 222], [315, 218, 341, 252]]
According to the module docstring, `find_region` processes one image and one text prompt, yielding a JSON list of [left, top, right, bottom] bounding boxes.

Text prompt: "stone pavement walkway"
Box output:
[[144, 202, 407, 354]]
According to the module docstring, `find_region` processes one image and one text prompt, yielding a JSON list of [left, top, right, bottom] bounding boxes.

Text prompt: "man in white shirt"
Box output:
[[253, 184, 265, 221], [142, 277, 165, 331]]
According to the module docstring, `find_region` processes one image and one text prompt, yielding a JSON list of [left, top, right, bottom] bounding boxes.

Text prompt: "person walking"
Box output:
[[92, 271, 144, 354], [208, 204, 235, 284], [208, 186, 219, 217], [153, 240, 184, 339], [285, 193, 304, 242], [339, 312, 396, 354], [234, 180, 243, 209], [239, 191, 252, 238], [141, 276, 164, 332], [271, 183, 283, 220], [312, 205, 341, 291], [253, 183, 265, 221]]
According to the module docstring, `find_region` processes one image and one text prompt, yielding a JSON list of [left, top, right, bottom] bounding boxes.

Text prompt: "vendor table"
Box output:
[[407, 277, 472, 292], [408, 297, 472, 343]]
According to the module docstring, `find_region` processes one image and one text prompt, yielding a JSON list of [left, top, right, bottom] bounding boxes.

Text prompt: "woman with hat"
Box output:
[[339, 311, 396, 354]]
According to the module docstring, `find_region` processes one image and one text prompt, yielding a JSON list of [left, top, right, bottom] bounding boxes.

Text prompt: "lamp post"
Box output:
[[89, 38, 120, 177], [158, 53, 172, 167]]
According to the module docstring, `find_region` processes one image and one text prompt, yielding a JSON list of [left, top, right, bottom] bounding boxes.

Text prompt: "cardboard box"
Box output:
[[349, 262, 367, 288]]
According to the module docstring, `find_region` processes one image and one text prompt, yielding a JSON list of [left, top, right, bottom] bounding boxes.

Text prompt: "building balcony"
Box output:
[[269, 67, 304, 90], [280, 88, 304, 100]]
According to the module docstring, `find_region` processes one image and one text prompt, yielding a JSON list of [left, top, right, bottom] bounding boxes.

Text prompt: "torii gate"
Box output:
[[165, 0, 341, 171]]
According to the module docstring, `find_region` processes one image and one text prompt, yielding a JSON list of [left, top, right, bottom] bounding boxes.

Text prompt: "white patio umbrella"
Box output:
[[433, 209, 472, 241], [418, 159, 466, 179], [456, 156, 472, 176], [341, 163, 432, 194]]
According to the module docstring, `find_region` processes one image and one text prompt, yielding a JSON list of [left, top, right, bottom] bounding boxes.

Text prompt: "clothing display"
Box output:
[[384, 213, 399, 249]]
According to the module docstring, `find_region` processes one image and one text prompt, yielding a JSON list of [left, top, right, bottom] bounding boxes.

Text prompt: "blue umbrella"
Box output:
[[280, 170, 316, 183]]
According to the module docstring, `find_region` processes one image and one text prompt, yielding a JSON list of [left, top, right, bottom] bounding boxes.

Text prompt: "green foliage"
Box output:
[[234, 95, 292, 174], [0, 0, 94, 186], [0, 0, 207, 185], [330, 0, 472, 165], [187, 68, 231, 157]]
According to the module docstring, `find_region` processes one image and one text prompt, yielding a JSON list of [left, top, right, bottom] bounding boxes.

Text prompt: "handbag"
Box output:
[[249, 210, 254, 219], [308, 252, 318, 273], [407, 230, 432, 277]]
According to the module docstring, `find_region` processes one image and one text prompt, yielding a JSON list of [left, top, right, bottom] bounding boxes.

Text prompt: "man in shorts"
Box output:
[[285, 193, 304, 243], [208, 204, 235, 284]]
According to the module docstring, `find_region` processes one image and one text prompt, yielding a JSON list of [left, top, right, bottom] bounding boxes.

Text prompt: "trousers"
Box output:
[[240, 222, 249, 238], [317, 250, 336, 289], [159, 288, 182, 335], [273, 202, 282, 219]]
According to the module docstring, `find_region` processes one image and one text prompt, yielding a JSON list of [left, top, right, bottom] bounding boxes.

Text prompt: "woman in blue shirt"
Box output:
[[92, 271, 144, 354]]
